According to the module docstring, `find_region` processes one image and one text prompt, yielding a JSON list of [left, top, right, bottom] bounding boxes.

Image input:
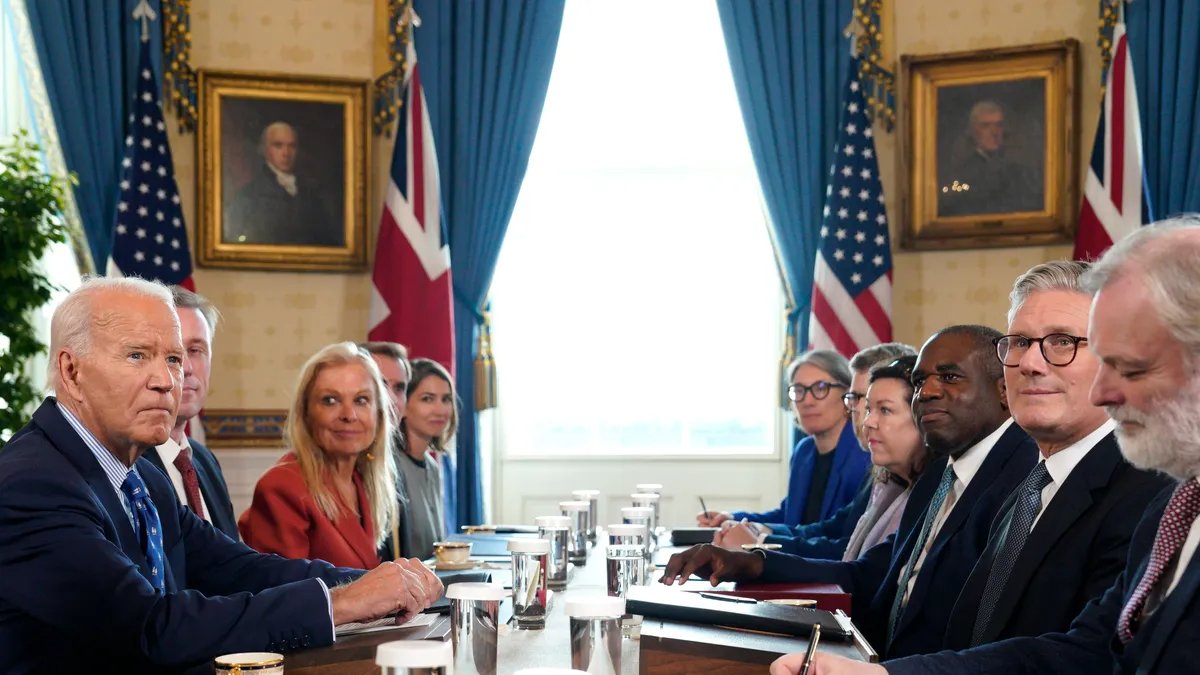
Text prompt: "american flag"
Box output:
[[368, 43, 456, 373], [1073, 23, 1153, 261], [809, 58, 893, 357], [108, 39, 193, 290]]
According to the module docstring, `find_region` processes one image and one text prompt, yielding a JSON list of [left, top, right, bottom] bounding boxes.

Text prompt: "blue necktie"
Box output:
[[120, 470, 166, 592], [888, 463, 955, 646], [971, 462, 1053, 645]]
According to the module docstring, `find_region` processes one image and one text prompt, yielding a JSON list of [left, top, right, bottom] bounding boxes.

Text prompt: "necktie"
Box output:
[[1117, 479, 1200, 644], [888, 463, 956, 646], [971, 461, 1053, 645], [120, 470, 167, 592], [172, 446, 207, 520]]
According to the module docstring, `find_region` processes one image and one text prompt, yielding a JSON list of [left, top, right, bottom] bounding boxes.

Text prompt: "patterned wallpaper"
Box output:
[[168, 0, 389, 411], [880, 0, 1099, 348], [168, 0, 1102, 412]]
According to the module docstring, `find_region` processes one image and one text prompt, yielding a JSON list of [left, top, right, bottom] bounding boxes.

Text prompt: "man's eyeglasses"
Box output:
[[842, 391, 866, 411], [994, 333, 1089, 367], [788, 381, 846, 402]]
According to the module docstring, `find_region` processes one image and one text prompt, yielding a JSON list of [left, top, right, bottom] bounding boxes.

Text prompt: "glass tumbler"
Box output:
[[565, 595, 625, 675], [376, 640, 454, 675], [445, 582, 506, 675], [508, 537, 551, 629], [571, 489, 601, 542], [535, 515, 572, 590], [560, 500, 591, 565]]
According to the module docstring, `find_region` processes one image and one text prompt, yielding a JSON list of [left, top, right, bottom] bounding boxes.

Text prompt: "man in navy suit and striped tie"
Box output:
[[144, 286, 239, 540]]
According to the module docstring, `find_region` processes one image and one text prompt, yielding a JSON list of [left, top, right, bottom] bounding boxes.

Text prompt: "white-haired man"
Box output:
[[781, 216, 1200, 674], [0, 277, 442, 673]]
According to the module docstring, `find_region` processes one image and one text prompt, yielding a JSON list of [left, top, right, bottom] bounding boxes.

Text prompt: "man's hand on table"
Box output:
[[658, 543, 765, 586], [331, 558, 444, 625]]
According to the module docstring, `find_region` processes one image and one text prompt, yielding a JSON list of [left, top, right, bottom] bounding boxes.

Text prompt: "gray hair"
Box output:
[[1081, 215, 1200, 363], [969, 100, 1003, 125], [47, 276, 174, 391], [170, 285, 220, 335], [787, 349, 852, 388], [849, 342, 917, 373], [259, 121, 297, 152], [1007, 260, 1092, 326]]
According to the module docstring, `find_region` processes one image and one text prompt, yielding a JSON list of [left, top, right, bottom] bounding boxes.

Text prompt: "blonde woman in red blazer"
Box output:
[[240, 342, 399, 569]]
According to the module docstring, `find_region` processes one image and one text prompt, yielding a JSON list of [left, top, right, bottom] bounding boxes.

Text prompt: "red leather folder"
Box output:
[[702, 583, 852, 615]]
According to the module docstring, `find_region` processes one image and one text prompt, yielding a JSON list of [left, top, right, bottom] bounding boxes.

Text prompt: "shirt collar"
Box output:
[[1040, 419, 1116, 486], [949, 417, 1015, 488], [155, 436, 189, 464], [266, 162, 297, 193], [56, 401, 135, 493]]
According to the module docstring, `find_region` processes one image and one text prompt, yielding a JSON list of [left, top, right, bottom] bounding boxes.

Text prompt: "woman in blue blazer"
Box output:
[[699, 350, 871, 532]]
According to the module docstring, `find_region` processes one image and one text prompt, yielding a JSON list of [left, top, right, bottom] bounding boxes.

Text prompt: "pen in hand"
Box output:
[[699, 496, 711, 521], [798, 623, 821, 675]]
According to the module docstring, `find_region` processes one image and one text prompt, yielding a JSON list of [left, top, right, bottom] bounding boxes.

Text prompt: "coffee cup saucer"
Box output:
[[433, 559, 482, 571]]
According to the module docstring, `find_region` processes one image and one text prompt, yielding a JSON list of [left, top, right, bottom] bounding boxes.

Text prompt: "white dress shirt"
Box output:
[[1025, 419, 1116, 530], [267, 163, 298, 196], [904, 417, 1015, 603], [153, 438, 212, 523]]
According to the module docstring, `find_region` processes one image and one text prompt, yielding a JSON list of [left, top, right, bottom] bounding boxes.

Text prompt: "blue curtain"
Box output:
[[715, 0, 853, 349], [24, 0, 162, 270], [414, 0, 566, 527], [1125, 0, 1200, 216]]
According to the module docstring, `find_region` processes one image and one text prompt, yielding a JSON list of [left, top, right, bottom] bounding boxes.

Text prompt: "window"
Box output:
[[489, 0, 783, 457]]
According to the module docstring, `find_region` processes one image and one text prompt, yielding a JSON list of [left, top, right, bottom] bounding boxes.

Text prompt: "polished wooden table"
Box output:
[[288, 537, 869, 674]]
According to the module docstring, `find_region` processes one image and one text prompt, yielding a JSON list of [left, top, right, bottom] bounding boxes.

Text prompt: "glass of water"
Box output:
[[605, 524, 647, 597]]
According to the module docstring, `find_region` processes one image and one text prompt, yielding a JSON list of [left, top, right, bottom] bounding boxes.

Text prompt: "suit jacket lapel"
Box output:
[[327, 473, 380, 569], [33, 400, 148, 574], [896, 424, 1025, 636], [977, 434, 1121, 643], [1136, 547, 1200, 673]]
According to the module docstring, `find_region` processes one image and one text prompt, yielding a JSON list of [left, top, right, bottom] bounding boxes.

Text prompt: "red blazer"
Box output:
[[239, 453, 381, 569]]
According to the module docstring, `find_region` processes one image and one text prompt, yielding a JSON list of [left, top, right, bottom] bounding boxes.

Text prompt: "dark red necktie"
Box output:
[[1117, 479, 1200, 644], [172, 447, 207, 520]]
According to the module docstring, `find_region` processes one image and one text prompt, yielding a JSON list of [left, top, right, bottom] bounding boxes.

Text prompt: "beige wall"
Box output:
[[171, 0, 1103, 410], [169, 0, 387, 411], [880, 0, 1099, 347]]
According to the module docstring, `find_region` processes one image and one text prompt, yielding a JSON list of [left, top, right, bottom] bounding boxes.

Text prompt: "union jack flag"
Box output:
[[1074, 23, 1153, 261], [809, 58, 893, 357], [368, 41, 455, 373]]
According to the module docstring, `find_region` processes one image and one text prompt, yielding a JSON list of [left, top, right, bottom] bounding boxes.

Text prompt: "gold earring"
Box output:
[[366, 452, 376, 461]]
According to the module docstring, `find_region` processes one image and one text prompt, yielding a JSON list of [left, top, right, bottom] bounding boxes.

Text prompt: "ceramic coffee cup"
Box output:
[[433, 541, 472, 564]]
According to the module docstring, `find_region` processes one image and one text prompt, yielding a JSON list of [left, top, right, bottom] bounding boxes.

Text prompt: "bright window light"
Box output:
[[489, 0, 783, 457]]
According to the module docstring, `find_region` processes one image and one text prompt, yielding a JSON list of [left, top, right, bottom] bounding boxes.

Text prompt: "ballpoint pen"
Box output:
[[699, 496, 711, 521], [799, 623, 821, 675]]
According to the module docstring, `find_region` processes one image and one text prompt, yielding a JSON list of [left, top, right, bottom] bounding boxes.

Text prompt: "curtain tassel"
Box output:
[[161, 0, 197, 133], [474, 303, 498, 411]]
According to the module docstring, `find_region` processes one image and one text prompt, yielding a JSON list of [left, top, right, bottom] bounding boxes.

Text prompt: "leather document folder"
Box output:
[[707, 582, 854, 614], [625, 584, 853, 641]]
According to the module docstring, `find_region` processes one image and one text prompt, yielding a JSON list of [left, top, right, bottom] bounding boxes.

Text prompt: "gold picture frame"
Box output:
[[200, 409, 288, 448], [196, 70, 369, 270], [899, 40, 1079, 250]]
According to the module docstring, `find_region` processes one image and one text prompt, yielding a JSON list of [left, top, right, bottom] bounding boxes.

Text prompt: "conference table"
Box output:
[[287, 539, 871, 674]]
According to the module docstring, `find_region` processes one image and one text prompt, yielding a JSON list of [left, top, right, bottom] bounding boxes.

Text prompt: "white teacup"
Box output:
[[214, 652, 284, 674], [432, 541, 472, 564]]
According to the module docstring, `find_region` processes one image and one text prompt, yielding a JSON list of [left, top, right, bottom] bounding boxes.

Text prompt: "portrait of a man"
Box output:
[[219, 99, 346, 248], [936, 78, 1045, 218]]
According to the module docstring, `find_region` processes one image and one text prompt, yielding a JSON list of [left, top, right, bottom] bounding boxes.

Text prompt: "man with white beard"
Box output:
[[774, 215, 1200, 675]]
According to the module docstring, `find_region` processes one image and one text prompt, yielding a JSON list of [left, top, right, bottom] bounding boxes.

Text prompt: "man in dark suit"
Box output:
[[223, 121, 341, 247], [663, 325, 1039, 658], [780, 218, 1200, 675], [0, 277, 442, 674], [942, 262, 1169, 649], [143, 286, 239, 540]]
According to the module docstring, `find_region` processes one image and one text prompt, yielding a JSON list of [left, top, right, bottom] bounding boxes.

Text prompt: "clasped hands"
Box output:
[[330, 558, 444, 626]]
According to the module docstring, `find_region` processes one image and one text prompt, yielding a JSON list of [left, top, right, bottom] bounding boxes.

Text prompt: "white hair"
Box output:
[[47, 276, 174, 392], [1081, 214, 1200, 368]]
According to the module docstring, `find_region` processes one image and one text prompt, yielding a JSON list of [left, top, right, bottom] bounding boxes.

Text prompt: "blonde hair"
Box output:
[[286, 342, 397, 547]]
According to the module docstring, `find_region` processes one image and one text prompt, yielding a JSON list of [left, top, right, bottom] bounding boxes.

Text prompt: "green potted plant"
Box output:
[[0, 129, 72, 446]]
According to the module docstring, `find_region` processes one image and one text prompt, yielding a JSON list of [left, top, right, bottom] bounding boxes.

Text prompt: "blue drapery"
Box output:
[[414, 0, 565, 527], [24, 0, 163, 270], [1125, 0, 1200, 216], [715, 0, 853, 350]]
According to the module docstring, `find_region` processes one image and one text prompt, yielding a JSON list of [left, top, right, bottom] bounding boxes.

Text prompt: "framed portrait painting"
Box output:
[[197, 70, 369, 270], [899, 40, 1079, 250]]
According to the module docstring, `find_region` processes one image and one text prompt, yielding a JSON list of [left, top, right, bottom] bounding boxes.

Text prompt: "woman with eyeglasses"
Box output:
[[842, 355, 927, 559], [698, 350, 871, 535]]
